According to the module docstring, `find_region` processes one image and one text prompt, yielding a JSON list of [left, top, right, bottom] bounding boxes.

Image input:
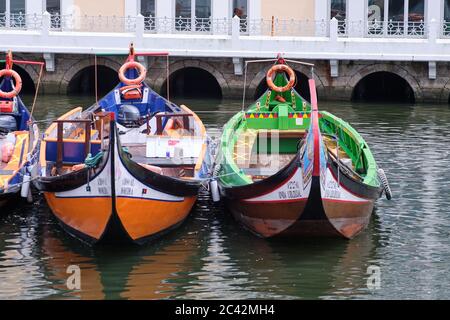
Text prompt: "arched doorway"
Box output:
[[67, 65, 118, 96], [352, 72, 415, 103], [0, 62, 35, 95], [254, 71, 311, 102], [161, 67, 222, 99]]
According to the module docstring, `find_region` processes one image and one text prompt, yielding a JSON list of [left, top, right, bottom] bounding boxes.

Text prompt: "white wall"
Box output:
[[26, 0, 43, 15], [248, 0, 261, 20], [428, 0, 442, 22], [125, 0, 139, 17], [315, 0, 328, 21], [156, 0, 172, 18], [62, 0, 76, 15], [213, 0, 229, 20]]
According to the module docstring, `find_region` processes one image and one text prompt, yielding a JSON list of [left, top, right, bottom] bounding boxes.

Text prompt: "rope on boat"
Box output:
[[377, 168, 392, 200], [84, 152, 104, 168], [29, 63, 44, 120]]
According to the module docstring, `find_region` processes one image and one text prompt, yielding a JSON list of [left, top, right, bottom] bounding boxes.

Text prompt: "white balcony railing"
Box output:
[[143, 16, 231, 34], [442, 21, 450, 38], [0, 13, 42, 30], [0, 13, 436, 40], [240, 19, 329, 37], [367, 20, 426, 38], [2, 14, 450, 62]]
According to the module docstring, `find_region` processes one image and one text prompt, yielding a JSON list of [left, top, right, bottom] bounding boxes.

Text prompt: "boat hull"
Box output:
[[225, 167, 379, 239]]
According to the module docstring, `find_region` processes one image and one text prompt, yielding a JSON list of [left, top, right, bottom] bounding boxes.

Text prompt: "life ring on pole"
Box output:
[[0, 69, 22, 99], [118, 61, 147, 86], [266, 64, 296, 93]]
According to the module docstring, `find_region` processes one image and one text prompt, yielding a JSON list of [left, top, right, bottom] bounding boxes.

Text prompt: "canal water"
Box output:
[[1, 95, 449, 299]]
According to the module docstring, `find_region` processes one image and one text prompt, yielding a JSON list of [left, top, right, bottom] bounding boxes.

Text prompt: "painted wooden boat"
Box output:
[[0, 52, 40, 208], [214, 57, 389, 239], [35, 48, 210, 245]]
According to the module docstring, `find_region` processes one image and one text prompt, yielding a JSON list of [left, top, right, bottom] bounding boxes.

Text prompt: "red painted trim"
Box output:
[[12, 60, 45, 66], [309, 79, 321, 177], [322, 198, 372, 204]]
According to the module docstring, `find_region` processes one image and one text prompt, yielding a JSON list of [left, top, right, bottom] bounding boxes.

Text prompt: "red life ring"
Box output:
[[0, 69, 22, 99], [266, 64, 296, 93], [118, 61, 147, 86]]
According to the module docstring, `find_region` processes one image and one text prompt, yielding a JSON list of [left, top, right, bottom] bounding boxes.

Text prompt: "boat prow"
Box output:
[[36, 46, 209, 245]]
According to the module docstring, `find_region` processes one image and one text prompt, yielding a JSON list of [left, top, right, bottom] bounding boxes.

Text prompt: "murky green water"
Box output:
[[1, 95, 449, 299]]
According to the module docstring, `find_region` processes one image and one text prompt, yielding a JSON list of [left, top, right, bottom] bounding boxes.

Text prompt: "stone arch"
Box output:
[[438, 77, 450, 104], [151, 59, 230, 98], [346, 64, 423, 103], [248, 64, 326, 101], [59, 57, 122, 94]]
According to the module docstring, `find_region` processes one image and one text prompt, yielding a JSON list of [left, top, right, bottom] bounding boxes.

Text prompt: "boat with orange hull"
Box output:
[[0, 52, 42, 208], [213, 57, 391, 239], [35, 46, 210, 245]]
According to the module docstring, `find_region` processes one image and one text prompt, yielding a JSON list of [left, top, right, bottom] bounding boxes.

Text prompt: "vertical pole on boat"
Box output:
[[242, 61, 248, 112], [336, 126, 340, 188], [6, 50, 12, 70], [94, 54, 99, 107], [166, 54, 170, 102], [309, 77, 320, 177], [29, 62, 44, 121]]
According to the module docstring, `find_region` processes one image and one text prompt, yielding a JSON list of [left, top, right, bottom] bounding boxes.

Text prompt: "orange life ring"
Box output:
[[118, 61, 147, 86], [0, 69, 22, 99], [266, 64, 296, 93]]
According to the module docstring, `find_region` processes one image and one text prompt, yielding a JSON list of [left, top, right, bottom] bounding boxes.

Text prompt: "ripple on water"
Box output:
[[0, 99, 450, 299]]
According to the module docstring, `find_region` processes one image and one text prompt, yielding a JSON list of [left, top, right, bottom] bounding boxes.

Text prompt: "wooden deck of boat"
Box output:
[[0, 132, 29, 187]]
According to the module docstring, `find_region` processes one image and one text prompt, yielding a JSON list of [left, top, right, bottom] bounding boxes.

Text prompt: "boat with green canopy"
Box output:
[[212, 56, 391, 239]]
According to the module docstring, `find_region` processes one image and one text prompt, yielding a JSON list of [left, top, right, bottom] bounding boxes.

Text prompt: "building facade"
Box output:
[[2, 0, 450, 103]]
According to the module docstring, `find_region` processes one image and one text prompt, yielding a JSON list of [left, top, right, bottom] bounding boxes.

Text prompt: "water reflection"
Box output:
[[0, 96, 449, 299]]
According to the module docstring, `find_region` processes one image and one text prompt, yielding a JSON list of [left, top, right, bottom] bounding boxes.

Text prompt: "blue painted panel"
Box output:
[[45, 141, 101, 163]]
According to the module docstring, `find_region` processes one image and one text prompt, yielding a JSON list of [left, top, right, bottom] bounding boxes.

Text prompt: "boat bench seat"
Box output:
[[256, 129, 306, 139]]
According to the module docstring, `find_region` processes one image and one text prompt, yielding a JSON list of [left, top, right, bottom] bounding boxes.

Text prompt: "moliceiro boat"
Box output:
[[213, 57, 391, 239], [35, 47, 210, 245], [0, 52, 41, 207]]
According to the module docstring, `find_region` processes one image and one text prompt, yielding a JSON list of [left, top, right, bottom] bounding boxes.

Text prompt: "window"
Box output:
[[46, 0, 60, 15], [47, 0, 61, 29], [141, 0, 155, 16], [367, 0, 425, 37], [232, 0, 248, 32], [196, 0, 211, 18], [368, 0, 384, 22], [446, 0, 450, 21], [10, 0, 25, 28], [331, 0, 346, 34], [331, 0, 346, 21], [175, 0, 211, 32], [232, 0, 247, 19], [444, 0, 450, 36], [141, 0, 156, 31], [408, 0, 424, 22], [0, 0, 6, 26]]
